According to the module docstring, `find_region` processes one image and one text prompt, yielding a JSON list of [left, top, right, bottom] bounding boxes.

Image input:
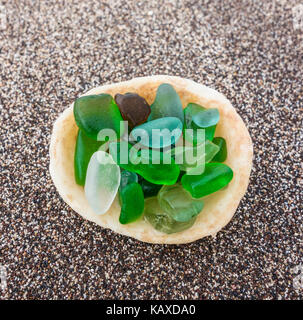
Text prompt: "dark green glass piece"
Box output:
[[74, 129, 104, 185], [120, 170, 138, 190], [119, 182, 145, 224], [212, 137, 227, 162], [181, 162, 233, 198], [74, 94, 124, 140], [139, 178, 162, 198]]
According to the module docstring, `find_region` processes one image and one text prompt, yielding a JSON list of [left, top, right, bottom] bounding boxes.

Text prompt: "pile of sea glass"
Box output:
[[73, 83, 233, 234]]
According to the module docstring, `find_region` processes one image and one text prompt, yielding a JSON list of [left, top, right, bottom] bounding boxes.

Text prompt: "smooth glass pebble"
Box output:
[[212, 137, 227, 162], [183, 123, 206, 145], [74, 94, 123, 140], [114, 93, 151, 129], [144, 197, 197, 234], [158, 184, 204, 222], [192, 108, 220, 128], [74, 130, 104, 185], [120, 170, 138, 190], [181, 163, 233, 198], [130, 117, 183, 148], [186, 123, 217, 144], [134, 149, 180, 185], [139, 177, 162, 198], [184, 103, 202, 128], [109, 142, 180, 185], [148, 83, 184, 124], [184, 103, 217, 144], [119, 182, 145, 224], [169, 140, 220, 172], [84, 151, 120, 215]]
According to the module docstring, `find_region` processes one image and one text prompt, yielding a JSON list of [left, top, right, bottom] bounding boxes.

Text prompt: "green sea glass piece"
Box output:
[[184, 103, 217, 144], [181, 163, 233, 198], [212, 137, 227, 162], [144, 197, 196, 234], [74, 130, 105, 185], [158, 184, 204, 222], [192, 108, 220, 128], [120, 170, 138, 190], [168, 140, 220, 172], [139, 177, 162, 198], [109, 142, 180, 185], [119, 182, 144, 224], [74, 94, 124, 140], [134, 149, 180, 185], [130, 117, 182, 148], [148, 83, 184, 124]]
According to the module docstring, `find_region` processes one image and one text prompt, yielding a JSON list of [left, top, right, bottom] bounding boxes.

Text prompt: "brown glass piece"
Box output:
[[114, 93, 151, 129]]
